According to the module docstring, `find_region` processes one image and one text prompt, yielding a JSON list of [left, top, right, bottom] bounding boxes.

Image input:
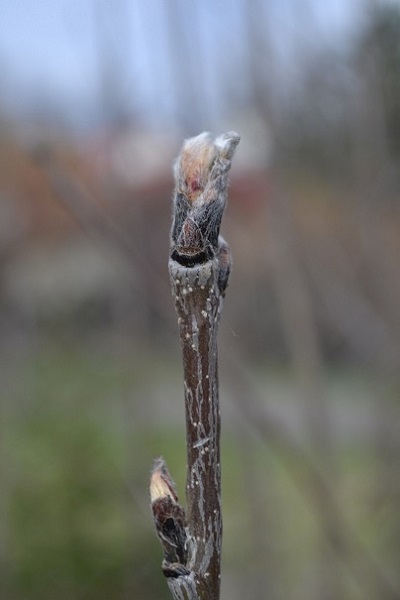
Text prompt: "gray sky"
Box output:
[[0, 0, 368, 130]]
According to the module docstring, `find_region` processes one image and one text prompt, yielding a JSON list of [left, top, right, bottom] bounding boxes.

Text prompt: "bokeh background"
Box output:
[[1, 1, 400, 598]]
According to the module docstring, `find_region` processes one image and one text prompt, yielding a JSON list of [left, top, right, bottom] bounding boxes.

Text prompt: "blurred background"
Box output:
[[1, 0, 400, 598]]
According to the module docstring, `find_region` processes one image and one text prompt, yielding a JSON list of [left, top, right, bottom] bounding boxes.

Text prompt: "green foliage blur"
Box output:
[[1, 1, 400, 599], [4, 345, 170, 599], [1, 341, 398, 599]]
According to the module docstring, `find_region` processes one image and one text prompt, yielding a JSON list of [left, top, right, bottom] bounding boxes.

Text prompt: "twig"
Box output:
[[150, 131, 240, 600]]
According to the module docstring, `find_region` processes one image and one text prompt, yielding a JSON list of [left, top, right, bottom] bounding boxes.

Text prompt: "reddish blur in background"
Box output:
[[1, 2, 400, 599]]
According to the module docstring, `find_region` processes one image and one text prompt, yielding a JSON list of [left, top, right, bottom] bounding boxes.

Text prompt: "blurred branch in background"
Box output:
[[245, 1, 340, 596], [1, 1, 400, 599], [28, 144, 171, 324], [225, 352, 400, 599]]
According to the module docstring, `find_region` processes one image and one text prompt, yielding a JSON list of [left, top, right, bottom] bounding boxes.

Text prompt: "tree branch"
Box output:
[[150, 131, 240, 600]]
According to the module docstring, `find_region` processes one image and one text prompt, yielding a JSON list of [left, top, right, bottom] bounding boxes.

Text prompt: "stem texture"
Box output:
[[150, 131, 240, 600]]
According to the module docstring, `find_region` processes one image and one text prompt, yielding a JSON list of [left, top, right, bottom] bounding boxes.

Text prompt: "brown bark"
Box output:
[[150, 131, 240, 600]]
